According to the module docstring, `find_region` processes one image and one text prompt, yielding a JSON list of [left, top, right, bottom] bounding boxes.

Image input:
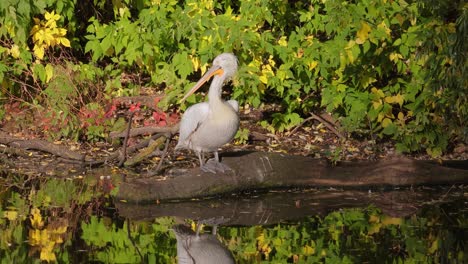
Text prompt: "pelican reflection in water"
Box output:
[[172, 224, 235, 264], [176, 53, 239, 173]]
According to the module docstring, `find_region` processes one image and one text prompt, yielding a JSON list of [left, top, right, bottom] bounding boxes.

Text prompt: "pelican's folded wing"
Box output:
[[176, 102, 210, 149]]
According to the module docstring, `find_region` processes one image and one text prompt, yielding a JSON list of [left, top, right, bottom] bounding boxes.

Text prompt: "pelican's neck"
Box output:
[[208, 75, 225, 106]]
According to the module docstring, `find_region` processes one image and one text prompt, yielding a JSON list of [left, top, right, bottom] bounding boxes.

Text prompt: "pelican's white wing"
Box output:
[[226, 99, 238, 112], [176, 102, 210, 150]]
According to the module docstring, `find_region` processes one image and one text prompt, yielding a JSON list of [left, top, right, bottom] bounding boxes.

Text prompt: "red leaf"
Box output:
[[105, 104, 117, 118], [129, 103, 141, 112]]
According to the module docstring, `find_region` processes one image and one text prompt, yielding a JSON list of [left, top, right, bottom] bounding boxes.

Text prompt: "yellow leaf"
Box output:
[[40, 229, 49, 245], [398, 112, 405, 121], [200, 62, 209, 75], [308, 60, 318, 70], [44, 64, 54, 83], [30, 24, 41, 36], [296, 48, 304, 58], [33, 17, 41, 25], [45, 11, 60, 22], [33, 45, 45, 59], [367, 223, 382, 235], [190, 56, 200, 72], [4, 210, 18, 221], [428, 239, 439, 254], [360, 75, 376, 87], [356, 21, 371, 44], [381, 216, 402, 226], [371, 87, 385, 98], [381, 117, 392, 127], [384, 96, 394, 104], [53, 225, 68, 235], [384, 94, 404, 106], [377, 21, 391, 36], [369, 215, 380, 223], [30, 207, 44, 229], [256, 232, 265, 244], [259, 74, 268, 84], [278, 36, 288, 46], [377, 112, 385, 122], [303, 245, 315, 255], [267, 55, 276, 67], [372, 100, 382, 110], [45, 19, 57, 29], [345, 39, 356, 49], [42, 28, 55, 46], [346, 49, 355, 63], [40, 240, 57, 262], [9, 44, 20, 58], [389, 52, 403, 62], [394, 93, 404, 106], [57, 28, 67, 36], [29, 229, 42, 246], [59, 37, 71, 47]]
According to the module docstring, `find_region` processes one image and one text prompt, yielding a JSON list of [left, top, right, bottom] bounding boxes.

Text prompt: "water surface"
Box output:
[[0, 172, 466, 263]]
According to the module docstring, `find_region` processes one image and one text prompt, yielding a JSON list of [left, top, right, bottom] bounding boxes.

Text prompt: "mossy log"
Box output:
[[116, 151, 468, 202]]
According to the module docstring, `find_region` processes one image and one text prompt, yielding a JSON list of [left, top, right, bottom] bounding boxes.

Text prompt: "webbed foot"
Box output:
[[200, 159, 233, 173]]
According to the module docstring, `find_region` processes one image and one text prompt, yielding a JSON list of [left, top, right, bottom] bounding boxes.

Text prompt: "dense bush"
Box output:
[[0, 0, 466, 155]]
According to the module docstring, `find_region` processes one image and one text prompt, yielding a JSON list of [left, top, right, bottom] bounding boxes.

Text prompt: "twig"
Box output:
[[118, 111, 136, 167], [290, 113, 344, 139], [156, 134, 172, 172], [439, 184, 455, 201]]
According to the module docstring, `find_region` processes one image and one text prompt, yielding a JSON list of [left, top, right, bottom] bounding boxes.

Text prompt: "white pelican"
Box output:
[[175, 53, 239, 173]]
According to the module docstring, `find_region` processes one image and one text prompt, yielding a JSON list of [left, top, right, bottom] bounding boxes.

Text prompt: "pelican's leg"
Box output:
[[197, 151, 204, 167], [195, 221, 203, 237], [201, 151, 233, 173], [197, 216, 230, 235]]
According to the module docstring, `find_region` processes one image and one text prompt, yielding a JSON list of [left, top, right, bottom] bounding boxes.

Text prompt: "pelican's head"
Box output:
[[212, 53, 238, 79], [180, 53, 238, 102]]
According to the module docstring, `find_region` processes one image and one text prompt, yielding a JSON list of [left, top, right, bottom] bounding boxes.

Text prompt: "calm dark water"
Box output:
[[0, 174, 466, 263]]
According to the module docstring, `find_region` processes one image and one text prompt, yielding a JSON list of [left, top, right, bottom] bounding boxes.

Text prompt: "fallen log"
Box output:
[[109, 123, 179, 139], [0, 131, 84, 161], [116, 151, 468, 202]]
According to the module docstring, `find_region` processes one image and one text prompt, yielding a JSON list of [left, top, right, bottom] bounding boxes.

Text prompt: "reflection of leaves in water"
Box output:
[[81, 216, 176, 263], [0, 177, 102, 263], [0, 179, 466, 263], [220, 205, 466, 263], [28, 207, 68, 262], [31, 178, 93, 209]]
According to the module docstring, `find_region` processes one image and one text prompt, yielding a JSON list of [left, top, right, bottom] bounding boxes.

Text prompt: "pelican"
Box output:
[[175, 53, 239, 173]]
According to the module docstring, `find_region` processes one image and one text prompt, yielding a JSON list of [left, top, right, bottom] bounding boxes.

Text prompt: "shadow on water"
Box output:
[[0, 170, 466, 263]]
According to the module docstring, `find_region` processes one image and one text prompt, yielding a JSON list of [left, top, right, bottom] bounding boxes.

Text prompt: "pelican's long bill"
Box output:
[[180, 65, 224, 103]]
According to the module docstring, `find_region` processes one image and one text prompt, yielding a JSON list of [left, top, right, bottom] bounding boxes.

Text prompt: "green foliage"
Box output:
[[0, 0, 466, 155], [235, 128, 249, 145]]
